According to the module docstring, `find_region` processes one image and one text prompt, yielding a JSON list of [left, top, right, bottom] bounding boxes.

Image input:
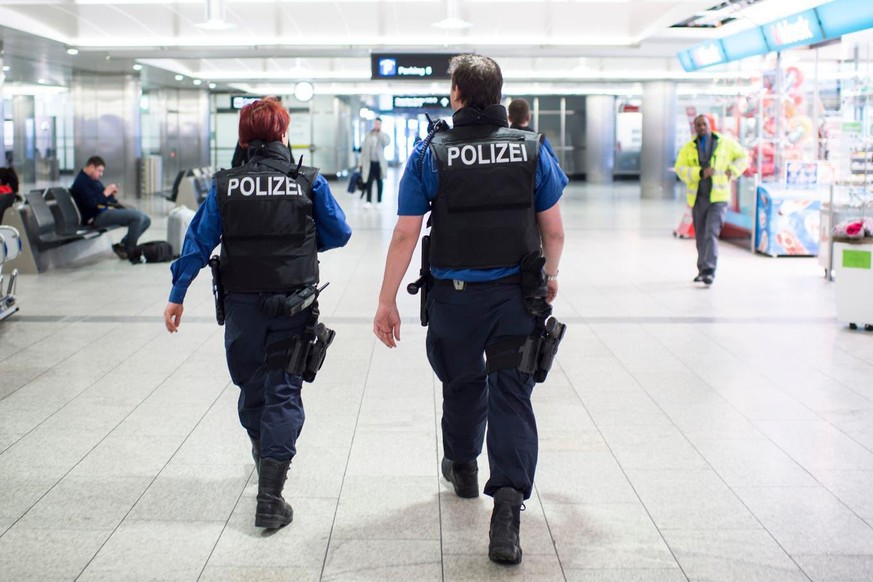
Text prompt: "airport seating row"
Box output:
[[161, 167, 215, 208], [0, 187, 121, 274]]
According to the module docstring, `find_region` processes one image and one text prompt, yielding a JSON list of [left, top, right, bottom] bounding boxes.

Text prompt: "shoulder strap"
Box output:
[[417, 113, 449, 179]]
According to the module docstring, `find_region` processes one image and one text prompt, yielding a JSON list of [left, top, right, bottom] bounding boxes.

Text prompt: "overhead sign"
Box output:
[[689, 42, 726, 69], [762, 10, 824, 51], [721, 27, 769, 61], [816, 0, 873, 38], [392, 95, 451, 109], [231, 96, 267, 110], [371, 53, 456, 81]]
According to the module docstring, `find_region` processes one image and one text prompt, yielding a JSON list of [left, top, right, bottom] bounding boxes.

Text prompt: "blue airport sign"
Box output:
[[392, 95, 451, 109], [371, 53, 456, 81], [816, 0, 873, 38], [721, 27, 769, 61], [761, 10, 824, 52]]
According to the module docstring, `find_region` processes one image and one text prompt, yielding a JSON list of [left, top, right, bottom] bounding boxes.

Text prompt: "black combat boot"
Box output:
[[249, 435, 261, 476], [488, 487, 524, 565], [441, 456, 479, 498], [255, 458, 294, 529]]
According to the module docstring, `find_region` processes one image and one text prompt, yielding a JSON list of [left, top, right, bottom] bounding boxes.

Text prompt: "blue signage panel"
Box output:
[[371, 53, 456, 81], [677, 50, 695, 72], [721, 27, 769, 61], [816, 0, 873, 38], [688, 41, 727, 69], [392, 95, 451, 109], [762, 9, 824, 51]]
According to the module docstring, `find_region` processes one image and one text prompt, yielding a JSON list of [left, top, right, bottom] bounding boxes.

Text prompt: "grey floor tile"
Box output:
[[321, 539, 442, 581], [793, 554, 873, 582], [15, 475, 151, 531], [332, 475, 439, 540], [78, 520, 224, 581], [0, 528, 110, 581], [662, 529, 808, 581], [442, 552, 564, 581], [345, 429, 437, 477], [0, 473, 60, 520], [536, 451, 639, 505], [564, 569, 688, 582], [69, 432, 183, 478], [199, 566, 321, 582], [734, 486, 873, 555], [628, 469, 758, 531], [692, 438, 818, 488], [543, 502, 678, 570], [128, 462, 250, 522], [812, 470, 873, 519], [755, 420, 873, 472]]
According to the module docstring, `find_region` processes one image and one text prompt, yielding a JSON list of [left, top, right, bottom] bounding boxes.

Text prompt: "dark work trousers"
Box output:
[[224, 292, 308, 461], [364, 161, 383, 203], [692, 193, 728, 277], [426, 282, 538, 500]]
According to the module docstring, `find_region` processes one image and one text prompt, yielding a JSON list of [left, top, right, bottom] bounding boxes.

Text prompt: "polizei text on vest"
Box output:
[[227, 176, 303, 196], [446, 142, 529, 167]]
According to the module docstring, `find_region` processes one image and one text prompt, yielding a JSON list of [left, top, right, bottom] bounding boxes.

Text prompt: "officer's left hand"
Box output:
[[725, 170, 733, 179], [164, 302, 184, 333], [374, 302, 401, 348], [546, 280, 558, 304]]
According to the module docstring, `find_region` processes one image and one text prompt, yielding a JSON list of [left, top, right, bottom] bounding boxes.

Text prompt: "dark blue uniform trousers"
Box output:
[[224, 292, 308, 461], [426, 282, 538, 500]]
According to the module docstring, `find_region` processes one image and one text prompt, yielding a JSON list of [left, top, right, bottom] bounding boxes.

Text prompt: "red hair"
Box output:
[[238, 97, 289, 147]]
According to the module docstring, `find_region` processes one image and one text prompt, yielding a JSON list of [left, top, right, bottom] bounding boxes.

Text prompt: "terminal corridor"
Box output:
[[1, 181, 872, 581]]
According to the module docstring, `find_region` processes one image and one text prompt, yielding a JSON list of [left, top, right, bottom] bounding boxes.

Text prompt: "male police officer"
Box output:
[[374, 54, 566, 565], [164, 97, 351, 529]]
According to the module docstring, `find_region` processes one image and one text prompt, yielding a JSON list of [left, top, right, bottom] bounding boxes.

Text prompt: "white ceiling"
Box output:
[[0, 0, 842, 94]]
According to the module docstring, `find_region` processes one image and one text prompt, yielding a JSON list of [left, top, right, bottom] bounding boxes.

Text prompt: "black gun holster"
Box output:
[[406, 234, 431, 327], [265, 317, 336, 383], [485, 316, 567, 383], [208, 255, 225, 326]]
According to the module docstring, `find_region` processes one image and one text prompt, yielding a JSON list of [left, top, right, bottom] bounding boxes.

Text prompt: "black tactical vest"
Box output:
[[428, 108, 541, 269], [215, 142, 319, 292]]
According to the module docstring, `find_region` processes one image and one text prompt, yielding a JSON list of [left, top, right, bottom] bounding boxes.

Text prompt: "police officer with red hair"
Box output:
[[163, 97, 351, 529]]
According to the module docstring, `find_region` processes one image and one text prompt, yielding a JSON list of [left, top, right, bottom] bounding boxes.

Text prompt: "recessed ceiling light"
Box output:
[[132, 64, 143, 71], [193, 79, 202, 86], [66, 48, 79, 55], [2, 66, 9, 72], [208, 83, 217, 89], [175, 74, 184, 81]]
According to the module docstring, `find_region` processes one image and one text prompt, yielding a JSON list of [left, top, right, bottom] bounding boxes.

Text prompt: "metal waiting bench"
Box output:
[[0, 194, 21, 320], [158, 167, 214, 208], [0, 188, 121, 274]]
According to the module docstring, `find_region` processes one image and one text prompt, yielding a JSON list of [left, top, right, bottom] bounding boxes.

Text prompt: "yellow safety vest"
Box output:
[[674, 133, 748, 207]]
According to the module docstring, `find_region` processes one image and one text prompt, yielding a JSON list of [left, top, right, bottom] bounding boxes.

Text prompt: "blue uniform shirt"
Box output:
[[169, 174, 352, 304], [397, 138, 567, 282]]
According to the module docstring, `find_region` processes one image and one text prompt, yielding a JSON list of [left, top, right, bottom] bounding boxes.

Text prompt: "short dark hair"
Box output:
[[85, 156, 106, 168], [507, 99, 530, 125], [450, 54, 503, 110], [238, 97, 290, 147], [374, 117, 382, 122]]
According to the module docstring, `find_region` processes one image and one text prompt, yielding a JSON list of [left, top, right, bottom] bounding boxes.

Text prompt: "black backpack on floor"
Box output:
[[129, 240, 174, 264]]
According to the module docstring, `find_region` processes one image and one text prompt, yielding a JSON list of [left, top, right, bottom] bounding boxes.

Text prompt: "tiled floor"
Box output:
[[1, 176, 872, 581]]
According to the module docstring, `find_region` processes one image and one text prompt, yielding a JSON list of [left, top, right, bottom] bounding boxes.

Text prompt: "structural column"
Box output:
[[641, 81, 677, 199], [585, 95, 616, 184], [12, 96, 36, 184], [72, 74, 142, 198]]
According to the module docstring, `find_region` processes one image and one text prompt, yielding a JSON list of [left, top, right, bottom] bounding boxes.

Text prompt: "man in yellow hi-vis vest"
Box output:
[[675, 115, 747, 285]]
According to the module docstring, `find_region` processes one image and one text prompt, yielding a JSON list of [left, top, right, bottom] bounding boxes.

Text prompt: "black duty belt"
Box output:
[[432, 274, 521, 290]]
